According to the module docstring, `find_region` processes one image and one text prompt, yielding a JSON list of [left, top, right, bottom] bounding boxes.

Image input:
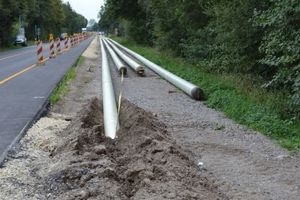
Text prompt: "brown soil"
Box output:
[[41, 98, 226, 199]]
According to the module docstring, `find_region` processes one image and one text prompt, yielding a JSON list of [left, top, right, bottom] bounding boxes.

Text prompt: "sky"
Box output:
[[62, 0, 105, 21]]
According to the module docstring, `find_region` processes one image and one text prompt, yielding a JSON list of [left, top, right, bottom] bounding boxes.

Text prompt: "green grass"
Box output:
[[49, 56, 85, 105], [112, 37, 300, 151], [0, 45, 22, 52]]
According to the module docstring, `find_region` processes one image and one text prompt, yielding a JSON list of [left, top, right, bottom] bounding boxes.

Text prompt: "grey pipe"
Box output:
[[100, 38, 119, 139], [105, 39, 145, 76], [107, 38, 204, 100], [102, 39, 127, 75]]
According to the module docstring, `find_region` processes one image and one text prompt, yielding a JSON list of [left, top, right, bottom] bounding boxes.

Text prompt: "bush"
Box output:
[[253, 0, 300, 118]]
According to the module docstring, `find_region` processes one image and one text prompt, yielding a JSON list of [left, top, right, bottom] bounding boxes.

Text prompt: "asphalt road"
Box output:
[[0, 37, 93, 164]]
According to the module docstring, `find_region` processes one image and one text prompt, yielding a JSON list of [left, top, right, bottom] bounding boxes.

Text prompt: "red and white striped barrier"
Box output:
[[56, 38, 61, 54], [49, 38, 56, 58], [37, 40, 44, 64], [64, 37, 69, 49], [71, 37, 74, 47]]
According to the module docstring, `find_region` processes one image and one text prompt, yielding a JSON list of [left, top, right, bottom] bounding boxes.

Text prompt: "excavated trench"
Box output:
[[40, 98, 226, 199]]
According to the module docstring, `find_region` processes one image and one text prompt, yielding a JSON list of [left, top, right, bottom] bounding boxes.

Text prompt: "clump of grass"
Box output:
[[49, 56, 85, 105], [113, 37, 300, 150]]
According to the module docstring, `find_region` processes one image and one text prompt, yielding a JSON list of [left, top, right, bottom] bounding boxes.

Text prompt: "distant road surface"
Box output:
[[0, 37, 93, 164]]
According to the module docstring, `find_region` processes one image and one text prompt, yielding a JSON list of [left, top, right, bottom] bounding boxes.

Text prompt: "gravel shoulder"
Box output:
[[0, 37, 299, 200]]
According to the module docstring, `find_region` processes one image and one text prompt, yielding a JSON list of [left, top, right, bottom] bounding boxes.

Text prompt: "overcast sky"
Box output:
[[62, 0, 105, 21]]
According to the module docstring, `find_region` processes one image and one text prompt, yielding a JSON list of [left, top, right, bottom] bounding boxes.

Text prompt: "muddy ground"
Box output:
[[0, 37, 299, 200]]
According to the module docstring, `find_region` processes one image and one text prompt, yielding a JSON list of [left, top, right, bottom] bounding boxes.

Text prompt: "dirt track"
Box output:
[[0, 37, 299, 199]]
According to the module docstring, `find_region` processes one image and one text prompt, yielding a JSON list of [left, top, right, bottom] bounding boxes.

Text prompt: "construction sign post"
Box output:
[[49, 33, 54, 41], [56, 38, 61, 54], [37, 40, 44, 64], [64, 37, 69, 50], [49, 33, 56, 58]]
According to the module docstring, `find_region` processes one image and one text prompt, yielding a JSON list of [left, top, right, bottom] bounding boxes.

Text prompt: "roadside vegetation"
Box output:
[[0, 0, 87, 47], [100, 0, 300, 150], [0, 45, 23, 52], [0, 40, 36, 52], [49, 56, 85, 105]]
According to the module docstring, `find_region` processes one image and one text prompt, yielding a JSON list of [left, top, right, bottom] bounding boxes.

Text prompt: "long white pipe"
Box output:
[[108, 38, 203, 100], [100, 38, 119, 139], [105, 39, 145, 76], [102, 39, 127, 75]]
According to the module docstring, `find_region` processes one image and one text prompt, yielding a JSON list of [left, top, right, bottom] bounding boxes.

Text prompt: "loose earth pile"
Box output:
[[40, 98, 225, 199]]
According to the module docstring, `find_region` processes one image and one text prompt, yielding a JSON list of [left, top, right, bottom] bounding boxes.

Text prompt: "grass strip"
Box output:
[[0, 41, 36, 52], [113, 37, 300, 151], [49, 56, 85, 105]]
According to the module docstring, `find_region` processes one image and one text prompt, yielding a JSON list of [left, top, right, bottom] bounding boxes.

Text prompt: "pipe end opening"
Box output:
[[136, 66, 145, 76], [191, 87, 204, 101], [120, 67, 127, 75]]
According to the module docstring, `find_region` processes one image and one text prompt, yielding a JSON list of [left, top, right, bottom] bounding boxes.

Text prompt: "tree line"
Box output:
[[0, 0, 87, 46], [99, 0, 300, 118]]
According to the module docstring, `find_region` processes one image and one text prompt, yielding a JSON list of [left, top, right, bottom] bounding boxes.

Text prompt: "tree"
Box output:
[[0, 0, 88, 46], [0, 0, 22, 46], [98, 0, 153, 44], [87, 19, 98, 31], [253, 0, 300, 117], [62, 2, 87, 35]]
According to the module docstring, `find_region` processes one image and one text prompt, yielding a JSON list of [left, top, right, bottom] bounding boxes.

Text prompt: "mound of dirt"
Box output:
[[42, 98, 226, 200]]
